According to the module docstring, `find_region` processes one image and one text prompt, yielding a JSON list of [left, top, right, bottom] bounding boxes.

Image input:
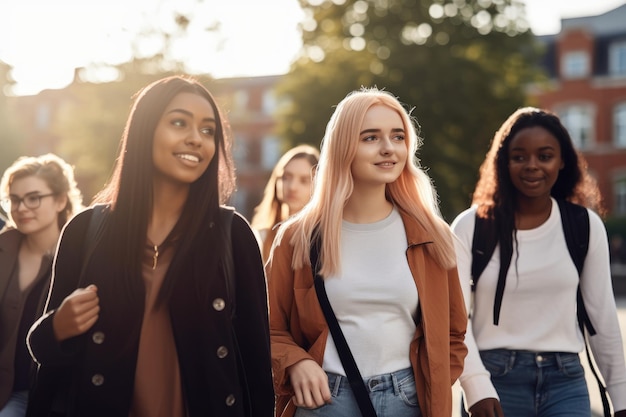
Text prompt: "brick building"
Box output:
[[211, 75, 283, 219], [531, 3, 626, 216], [5, 74, 284, 220]]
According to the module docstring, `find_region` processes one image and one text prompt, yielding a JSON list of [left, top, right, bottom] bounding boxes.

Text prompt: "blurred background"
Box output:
[[2, 0, 626, 252], [2, 1, 626, 413]]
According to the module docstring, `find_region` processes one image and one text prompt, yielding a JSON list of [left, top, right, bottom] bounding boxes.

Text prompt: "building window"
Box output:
[[561, 51, 589, 79], [261, 136, 281, 170], [609, 41, 626, 76], [233, 90, 249, 112], [36, 104, 51, 131], [232, 134, 248, 165], [262, 90, 277, 115], [615, 103, 626, 148], [614, 175, 626, 216], [558, 105, 594, 149]]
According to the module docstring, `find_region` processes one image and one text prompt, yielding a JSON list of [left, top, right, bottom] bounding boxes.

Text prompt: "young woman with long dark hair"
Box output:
[[26, 76, 274, 417]]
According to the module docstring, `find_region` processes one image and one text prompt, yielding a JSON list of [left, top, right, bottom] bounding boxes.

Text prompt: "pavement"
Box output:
[[452, 296, 626, 416]]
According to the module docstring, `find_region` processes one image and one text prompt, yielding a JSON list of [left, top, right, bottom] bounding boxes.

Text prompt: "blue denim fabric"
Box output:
[[294, 367, 421, 417], [0, 391, 28, 417], [480, 349, 591, 417]]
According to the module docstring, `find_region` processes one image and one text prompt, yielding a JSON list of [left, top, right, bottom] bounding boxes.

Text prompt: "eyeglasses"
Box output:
[[0, 193, 56, 212]]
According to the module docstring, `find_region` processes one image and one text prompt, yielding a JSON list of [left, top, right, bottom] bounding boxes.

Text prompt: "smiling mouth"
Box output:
[[176, 154, 201, 163], [521, 178, 544, 186]]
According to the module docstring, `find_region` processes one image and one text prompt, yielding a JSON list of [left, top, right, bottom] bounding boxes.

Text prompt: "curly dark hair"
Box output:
[[472, 106, 603, 220]]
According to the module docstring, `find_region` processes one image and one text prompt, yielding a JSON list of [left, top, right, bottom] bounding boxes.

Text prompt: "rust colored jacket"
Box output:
[[267, 210, 467, 417]]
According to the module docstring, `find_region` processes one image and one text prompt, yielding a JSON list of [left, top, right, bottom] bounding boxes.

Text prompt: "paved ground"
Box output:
[[452, 296, 626, 416]]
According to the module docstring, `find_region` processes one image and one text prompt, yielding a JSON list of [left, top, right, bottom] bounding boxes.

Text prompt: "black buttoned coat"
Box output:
[[26, 207, 274, 417]]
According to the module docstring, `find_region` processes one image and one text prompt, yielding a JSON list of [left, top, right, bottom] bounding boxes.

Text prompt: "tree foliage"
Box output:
[[276, 0, 543, 219]]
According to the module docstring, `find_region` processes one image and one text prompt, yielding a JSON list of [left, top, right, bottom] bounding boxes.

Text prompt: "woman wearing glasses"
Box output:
[[0, 153, 83, 417]]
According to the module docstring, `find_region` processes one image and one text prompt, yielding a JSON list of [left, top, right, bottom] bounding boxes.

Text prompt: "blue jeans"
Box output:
[[480, 349, 590, 417], [294, 367, 421, 417], [0, 390, 28, 417]]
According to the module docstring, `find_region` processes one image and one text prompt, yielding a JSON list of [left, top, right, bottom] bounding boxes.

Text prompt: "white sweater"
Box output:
[[451, 198, 626, 411]]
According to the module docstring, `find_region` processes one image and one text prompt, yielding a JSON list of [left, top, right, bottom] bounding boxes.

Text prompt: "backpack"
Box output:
[[470, 199, 610, 417]]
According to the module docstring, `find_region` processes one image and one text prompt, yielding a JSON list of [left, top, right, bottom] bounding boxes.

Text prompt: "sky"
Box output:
[[0, 0, 625, 96]]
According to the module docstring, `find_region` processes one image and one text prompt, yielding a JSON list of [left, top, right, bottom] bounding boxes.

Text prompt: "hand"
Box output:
[[52, 285, 100, 342], [468, 397, 504, 417], [287, 359, 331, 409], [614, 410, 626, 417]]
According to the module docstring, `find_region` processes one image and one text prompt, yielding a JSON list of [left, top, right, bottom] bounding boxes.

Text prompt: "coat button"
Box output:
[[225, 394, 236, 406], [92, 331, 105, 345], [212, 298, 225, 311], [216, 346, 229, 359], [91, 374, 104, 386]]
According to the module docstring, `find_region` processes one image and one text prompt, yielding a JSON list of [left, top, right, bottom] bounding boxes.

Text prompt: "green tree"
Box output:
[[276, 0, 542, 220]]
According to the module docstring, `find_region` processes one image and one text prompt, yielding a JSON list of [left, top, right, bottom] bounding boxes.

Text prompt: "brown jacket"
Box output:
[[267, 209, 467, 417]]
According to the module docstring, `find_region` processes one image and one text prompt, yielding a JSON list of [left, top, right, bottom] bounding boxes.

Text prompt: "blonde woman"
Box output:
[[267, 88, 467, 417], [0, 154, 82, 417], [252, 145, 319, 262]]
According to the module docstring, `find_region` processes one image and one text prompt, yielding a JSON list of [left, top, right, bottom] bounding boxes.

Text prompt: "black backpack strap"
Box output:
[[220, 206, 236, 319], [78, 204, 108, 286], [557, 199, 594, 334], [471, 214, 512, 325], [557, 200, 589, 274], [557, 200, 610, 417], [470, 215, 496, 291], [310, 235, 377, 417]]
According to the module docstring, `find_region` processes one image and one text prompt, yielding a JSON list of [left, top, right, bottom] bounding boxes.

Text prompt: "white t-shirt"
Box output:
[[322, 208, 418, 378]]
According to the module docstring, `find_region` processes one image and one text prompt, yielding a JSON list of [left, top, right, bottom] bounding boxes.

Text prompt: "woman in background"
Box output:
[[0, 153, 82, 417], [251, 144, 319, 262], [268, 88, 467, 417]]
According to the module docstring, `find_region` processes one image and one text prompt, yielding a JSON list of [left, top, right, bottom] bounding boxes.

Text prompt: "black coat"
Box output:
[[0, 229, 51, 408], [26, 207, 274, 417]]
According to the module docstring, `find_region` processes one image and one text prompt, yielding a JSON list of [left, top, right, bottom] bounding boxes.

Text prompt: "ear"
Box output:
[[55, 194, 68, 213]]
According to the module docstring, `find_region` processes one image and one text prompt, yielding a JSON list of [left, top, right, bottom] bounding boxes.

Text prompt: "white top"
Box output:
[[322, 208, 418, 378], [451, 197, 626, 410]]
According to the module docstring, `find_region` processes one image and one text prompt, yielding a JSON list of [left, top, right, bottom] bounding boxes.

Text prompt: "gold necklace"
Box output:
[[152, 244, 159, 270]]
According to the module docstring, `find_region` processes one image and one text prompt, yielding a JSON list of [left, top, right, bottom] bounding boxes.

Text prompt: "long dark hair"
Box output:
[[93, 75, 235, 305], [471, 107, 603, 265]]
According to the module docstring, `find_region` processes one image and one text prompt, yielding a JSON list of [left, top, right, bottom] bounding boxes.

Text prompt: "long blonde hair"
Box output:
[[271, 88, 456, 276], [251, 144, 320, 231], [251, 144, 319, 261]]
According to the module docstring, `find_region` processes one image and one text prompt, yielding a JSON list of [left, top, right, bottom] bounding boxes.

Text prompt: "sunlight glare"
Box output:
[[0, 0, 305, 96]]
